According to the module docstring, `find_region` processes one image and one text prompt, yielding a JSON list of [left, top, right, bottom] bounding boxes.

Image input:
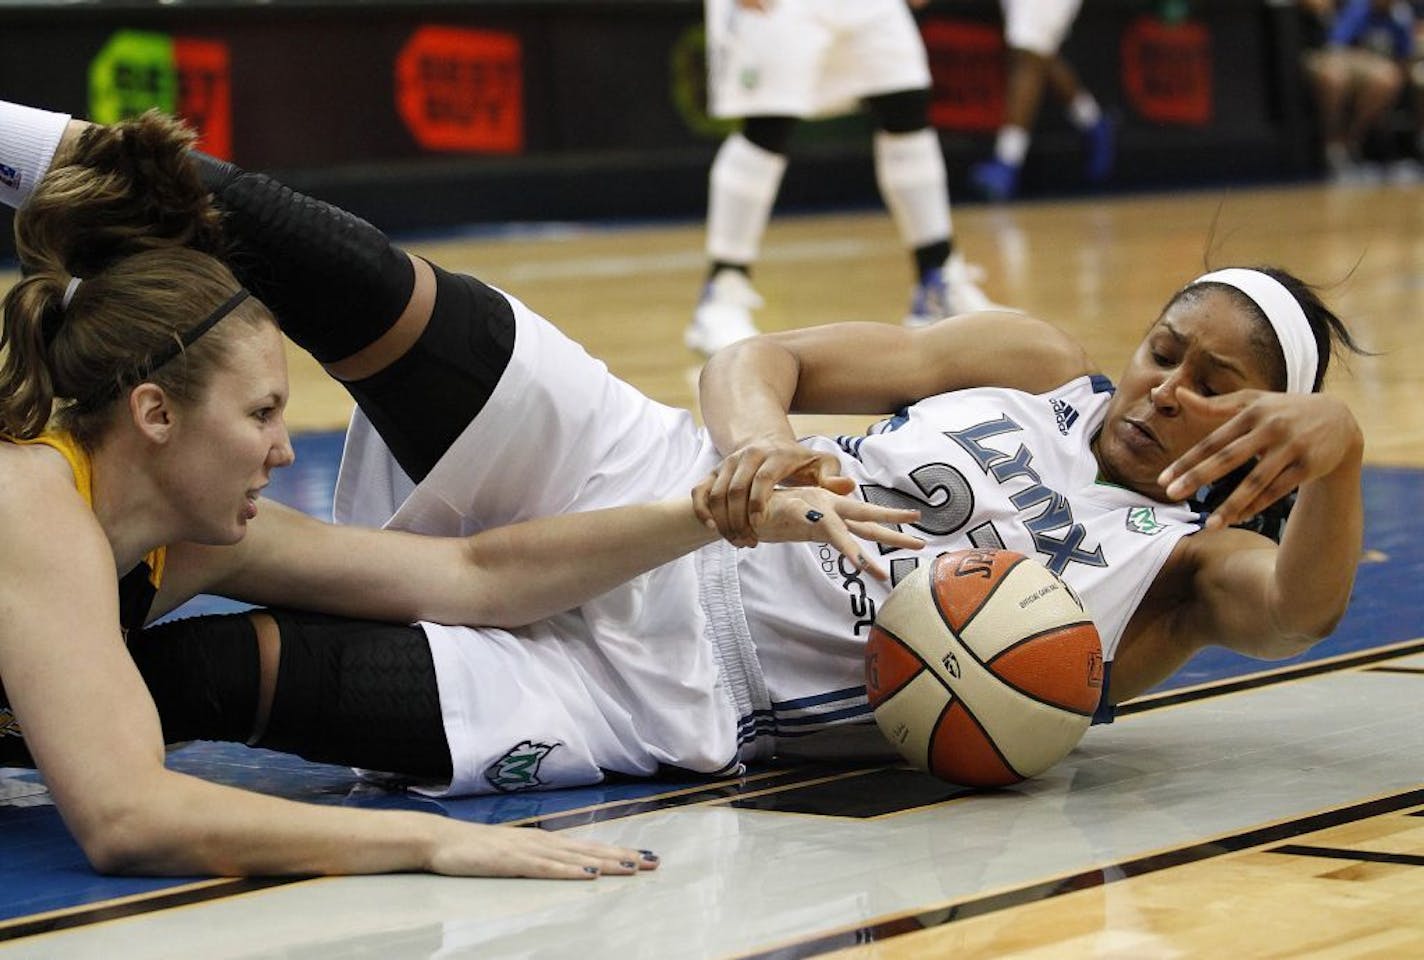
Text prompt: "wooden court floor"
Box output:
[[1, 181, 1422, 957]]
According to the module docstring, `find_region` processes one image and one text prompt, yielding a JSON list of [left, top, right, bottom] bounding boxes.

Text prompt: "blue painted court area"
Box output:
[[2, 429, 1420, 921], [1161, 463, 1424, 690]]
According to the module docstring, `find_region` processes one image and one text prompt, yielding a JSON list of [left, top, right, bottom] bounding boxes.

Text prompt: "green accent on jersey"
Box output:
[[484, 740, 558, 792], [1126, 506, 1167, 536]]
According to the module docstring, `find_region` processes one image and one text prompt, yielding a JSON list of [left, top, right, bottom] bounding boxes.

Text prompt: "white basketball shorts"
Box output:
[[335, 289, 768, 796], [706, 0, 932, 119], [1002, 0, 1083, 57]]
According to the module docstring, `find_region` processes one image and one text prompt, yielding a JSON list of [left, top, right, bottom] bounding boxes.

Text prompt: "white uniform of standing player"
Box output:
[[336, 295, 1201, 797], [705, 0, 931, 120], [688, 0, 998, 355], [1001, 0, 1083, 58], [969, 0, 1114, 201]]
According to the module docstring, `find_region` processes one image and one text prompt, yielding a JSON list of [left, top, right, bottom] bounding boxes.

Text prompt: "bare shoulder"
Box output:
[[0, 445, 118, 646], [1, 455, 106, 554], [0, 443, 91, 528]]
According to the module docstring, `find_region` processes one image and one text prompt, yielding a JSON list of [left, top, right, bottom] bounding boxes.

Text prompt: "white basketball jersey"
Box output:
[[732, 374, 1203, 754]]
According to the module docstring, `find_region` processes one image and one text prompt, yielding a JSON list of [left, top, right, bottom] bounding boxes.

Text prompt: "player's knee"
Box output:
[[864, 88, 931, 135], [740, 116, 798, 155], [128, 612, 262, 745]]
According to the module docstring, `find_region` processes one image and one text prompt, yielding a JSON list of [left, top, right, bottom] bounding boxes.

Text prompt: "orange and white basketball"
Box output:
[[865, 548, 1104, 787]]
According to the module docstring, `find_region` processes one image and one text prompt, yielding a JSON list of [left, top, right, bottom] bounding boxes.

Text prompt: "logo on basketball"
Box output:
[[940, 652, 961, 678]]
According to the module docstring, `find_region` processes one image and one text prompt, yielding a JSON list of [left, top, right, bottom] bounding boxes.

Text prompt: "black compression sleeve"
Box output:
[[343, 261, 515, 482], [192, 152, 415, 364], [254, 609, 453, 782], [128, 613, 261, 745]]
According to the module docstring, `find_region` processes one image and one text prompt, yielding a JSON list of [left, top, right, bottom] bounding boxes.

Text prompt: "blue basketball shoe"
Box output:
[[968, 159, 1020, 201], [1083, 115, 1117, 184]]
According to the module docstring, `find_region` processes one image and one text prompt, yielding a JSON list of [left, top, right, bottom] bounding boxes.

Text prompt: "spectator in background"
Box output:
[[1304, 0, 1418, 182], [969, 0, 1116, 201], [687, 0, 999, 356], [1410, 1, 1424, 162]]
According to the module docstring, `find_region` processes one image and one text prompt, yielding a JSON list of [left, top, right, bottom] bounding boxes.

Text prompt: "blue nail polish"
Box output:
[[584, 866, 600, 875], [640, 850, 659, 862]]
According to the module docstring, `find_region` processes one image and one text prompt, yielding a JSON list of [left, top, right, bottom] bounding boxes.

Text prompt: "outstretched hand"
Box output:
[[428, 821, 659, 880], [733, 485, 922, 582], [693, 437, 849, 547], [1157, 388, 1363, 531]]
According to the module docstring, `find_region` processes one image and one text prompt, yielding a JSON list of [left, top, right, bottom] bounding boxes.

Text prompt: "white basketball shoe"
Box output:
[[686, 269, 763, 356]]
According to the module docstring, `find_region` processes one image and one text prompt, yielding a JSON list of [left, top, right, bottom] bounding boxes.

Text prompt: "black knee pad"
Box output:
[[741, 115, 798, 155], [193, 152, 415, 364], [128, 613, 261, 745], [344, 261, 515, 483], [864, 88, 931, 134], [255, 609, 452, 781]]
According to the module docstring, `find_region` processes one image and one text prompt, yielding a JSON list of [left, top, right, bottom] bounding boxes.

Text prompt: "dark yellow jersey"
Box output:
[[0, 431, 168, 768]]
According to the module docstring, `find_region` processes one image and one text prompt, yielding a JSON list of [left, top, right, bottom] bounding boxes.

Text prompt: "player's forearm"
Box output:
[[78, 769, 444, 876], [698, 337, 802, 454], [1269, 440, 1364, 644], [448, 498, 719, 628]]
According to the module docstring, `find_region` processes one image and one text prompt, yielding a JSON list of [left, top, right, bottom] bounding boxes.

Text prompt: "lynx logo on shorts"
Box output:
[[1126, 506, 1167, 536], [485, 740, 560, 792], [0, 163, 20, 191]]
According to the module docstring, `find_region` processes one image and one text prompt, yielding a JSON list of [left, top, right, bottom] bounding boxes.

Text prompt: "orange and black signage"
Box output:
[[921, 20, 1005, 132], [395, 25, 524, 153], [1121, 16, 1213, 126]]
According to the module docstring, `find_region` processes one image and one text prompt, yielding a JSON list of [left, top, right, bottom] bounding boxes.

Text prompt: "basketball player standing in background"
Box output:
[[969, 0, 1116, 201], [688, 0, 999, 355]]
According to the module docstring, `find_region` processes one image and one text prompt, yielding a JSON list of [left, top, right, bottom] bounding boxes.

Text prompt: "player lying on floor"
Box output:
[[5, 104, 1367, 806], [0, 104, 922, 878]]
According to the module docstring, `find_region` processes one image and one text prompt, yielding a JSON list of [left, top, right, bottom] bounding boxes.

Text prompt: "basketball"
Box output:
[[865, 548, 1104, 787]]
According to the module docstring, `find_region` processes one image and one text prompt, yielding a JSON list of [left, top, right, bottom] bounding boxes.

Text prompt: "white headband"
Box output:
[[61, 276, 82, 309], [1189, 268, 1318, 395]]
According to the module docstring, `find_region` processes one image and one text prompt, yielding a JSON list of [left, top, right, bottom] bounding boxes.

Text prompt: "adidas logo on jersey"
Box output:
[[1050, 397, 1080, 435]]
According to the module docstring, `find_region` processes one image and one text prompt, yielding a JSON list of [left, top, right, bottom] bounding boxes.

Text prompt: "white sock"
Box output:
[[0, 101, 72, 209], [1069, 92, 1101, 130], [994, 126, 1030, 167], [705, 133, 787, 265], [873, 128, 951, 249]]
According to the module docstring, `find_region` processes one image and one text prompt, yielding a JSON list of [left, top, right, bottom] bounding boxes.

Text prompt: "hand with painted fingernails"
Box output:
[[693, 436, 849, 548], [426, 820, 660, 880], [735, 484, 923, 582]]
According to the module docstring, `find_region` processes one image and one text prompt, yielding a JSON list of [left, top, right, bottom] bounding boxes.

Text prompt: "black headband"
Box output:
[[144, 288, 251, 372], [78, 287, 252, 406]]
